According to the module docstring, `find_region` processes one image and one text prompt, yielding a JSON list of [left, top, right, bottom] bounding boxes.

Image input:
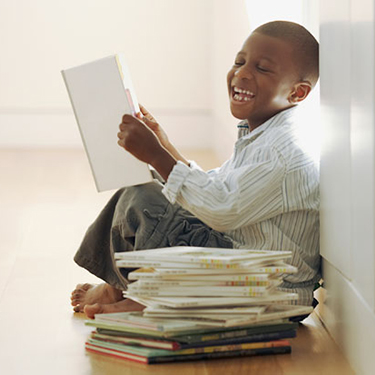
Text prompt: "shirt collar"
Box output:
[[236, 106, 297, 141]]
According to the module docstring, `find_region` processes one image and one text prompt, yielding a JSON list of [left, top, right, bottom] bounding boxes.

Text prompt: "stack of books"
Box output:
[[85, 247, 312, 364]]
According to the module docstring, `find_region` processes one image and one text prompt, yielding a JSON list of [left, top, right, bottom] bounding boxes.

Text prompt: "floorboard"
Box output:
[[0, 149, 354, 375]]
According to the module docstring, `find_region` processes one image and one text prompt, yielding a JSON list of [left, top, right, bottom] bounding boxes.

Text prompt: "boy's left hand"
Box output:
[[117, 114, 176, 180]]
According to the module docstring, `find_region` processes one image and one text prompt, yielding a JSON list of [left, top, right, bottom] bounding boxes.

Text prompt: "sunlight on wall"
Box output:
[[245, 0, 321, 163], [245, 0, 304, 31]]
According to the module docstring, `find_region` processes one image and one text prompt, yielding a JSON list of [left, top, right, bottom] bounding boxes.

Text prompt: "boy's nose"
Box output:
[[234, 66, 252, 80]]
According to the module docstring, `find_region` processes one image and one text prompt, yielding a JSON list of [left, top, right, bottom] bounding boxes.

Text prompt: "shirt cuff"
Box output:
[[188, 160, 204, 171], [162, 161, 193, 203]]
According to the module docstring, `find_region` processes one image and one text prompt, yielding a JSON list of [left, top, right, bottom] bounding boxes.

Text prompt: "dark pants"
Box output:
[[74, 181, 233, 290]]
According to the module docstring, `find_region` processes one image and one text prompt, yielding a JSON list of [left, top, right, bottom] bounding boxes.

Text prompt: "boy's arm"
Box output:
[[161, 148, 288, 232]]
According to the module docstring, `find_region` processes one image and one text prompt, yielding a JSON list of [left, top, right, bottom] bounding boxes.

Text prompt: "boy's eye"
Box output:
[[257, 65, 269, 73], [234, 60, 245, 66]]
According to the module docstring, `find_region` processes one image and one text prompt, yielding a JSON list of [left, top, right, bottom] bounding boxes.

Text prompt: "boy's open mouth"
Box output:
[[232, 86, 255, 102]]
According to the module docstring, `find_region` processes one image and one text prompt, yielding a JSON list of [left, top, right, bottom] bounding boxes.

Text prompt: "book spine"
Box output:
[[174, 323, 298, 344], [178, 329, 297, 349], [174, 339, 290, 355], [148, 346, 291, 364]]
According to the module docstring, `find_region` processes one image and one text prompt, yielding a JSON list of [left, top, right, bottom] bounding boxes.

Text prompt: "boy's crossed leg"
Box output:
[[71, 182, 233, 318]]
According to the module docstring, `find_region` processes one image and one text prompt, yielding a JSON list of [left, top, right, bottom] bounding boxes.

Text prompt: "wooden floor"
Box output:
[[0, 149, 354, 375]]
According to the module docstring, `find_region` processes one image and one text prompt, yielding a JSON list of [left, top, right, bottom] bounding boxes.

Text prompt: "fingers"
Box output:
[[139, 104, 156, 121], [139, 104, 148, 115], [122, 113, 134, 123]]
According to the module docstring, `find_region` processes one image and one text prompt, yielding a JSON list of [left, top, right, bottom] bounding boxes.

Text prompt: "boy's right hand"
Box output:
[[137, 105, 170, 150]]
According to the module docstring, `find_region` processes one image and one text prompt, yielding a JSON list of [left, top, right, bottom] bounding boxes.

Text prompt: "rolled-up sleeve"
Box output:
[[162, 147, 286, 232]]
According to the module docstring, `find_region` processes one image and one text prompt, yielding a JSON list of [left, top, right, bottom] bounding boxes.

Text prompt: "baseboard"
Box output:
[[316, 259, 375, 375], [0, 110, 215, 150]]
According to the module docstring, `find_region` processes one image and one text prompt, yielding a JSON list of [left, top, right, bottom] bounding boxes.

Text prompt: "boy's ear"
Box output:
[[288, 82, 312, 104]]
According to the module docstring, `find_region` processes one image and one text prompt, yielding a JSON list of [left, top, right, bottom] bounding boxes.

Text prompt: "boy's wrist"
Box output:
[[164, 142, 190, 166], [150, 148, 177, 182]]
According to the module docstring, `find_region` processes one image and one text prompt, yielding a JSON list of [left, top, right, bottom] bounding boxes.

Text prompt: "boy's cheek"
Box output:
[[226, 70, 234, 89]]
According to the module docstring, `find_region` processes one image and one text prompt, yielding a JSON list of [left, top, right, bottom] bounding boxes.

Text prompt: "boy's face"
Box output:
[[227, 32, 300, 129]]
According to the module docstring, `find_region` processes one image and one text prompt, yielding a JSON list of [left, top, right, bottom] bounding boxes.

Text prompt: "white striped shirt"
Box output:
[[162, 107, 321, 305]]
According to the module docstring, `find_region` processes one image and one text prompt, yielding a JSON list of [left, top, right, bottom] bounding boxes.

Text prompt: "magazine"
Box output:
[[115, 246, 292, 266], [127, 263, 298, 280], [124, 291, 299, 308]]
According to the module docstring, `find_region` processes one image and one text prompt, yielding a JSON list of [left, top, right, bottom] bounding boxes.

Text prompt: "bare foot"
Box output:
[[70, 283, 123, 313], [84, 298, 146, 319]]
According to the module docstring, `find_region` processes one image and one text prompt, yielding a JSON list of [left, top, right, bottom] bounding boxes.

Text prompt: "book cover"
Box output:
[[61, 54, 153, 191]]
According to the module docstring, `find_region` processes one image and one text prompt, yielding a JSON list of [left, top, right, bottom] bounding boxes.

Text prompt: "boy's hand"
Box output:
[[137, 104, 190, 167], [117, 114, 176, 181]]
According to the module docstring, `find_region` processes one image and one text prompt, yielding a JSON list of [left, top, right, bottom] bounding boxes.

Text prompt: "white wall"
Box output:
[[0, 0, 215, 149], [318, 0, 375, 374], [211, 1, 251, 163]]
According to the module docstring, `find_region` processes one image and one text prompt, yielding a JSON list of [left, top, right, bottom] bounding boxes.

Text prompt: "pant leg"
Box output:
[[74, 181, 233, 290]]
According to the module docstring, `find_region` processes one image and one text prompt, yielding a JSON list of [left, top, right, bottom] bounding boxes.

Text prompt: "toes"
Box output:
[[73, 304, 83, 313], [84, 303, 104, 319], [70, 291, 83, 303], [73, 283, 93, 293], [71, 297, 81, 306], [71, 283, 96, 314]]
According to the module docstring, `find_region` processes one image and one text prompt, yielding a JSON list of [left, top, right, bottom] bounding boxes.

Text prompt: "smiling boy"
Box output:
[[71, 21, 320, 319]]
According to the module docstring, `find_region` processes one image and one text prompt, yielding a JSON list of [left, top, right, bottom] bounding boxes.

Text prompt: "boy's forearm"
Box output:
[[150, 148, 178, 182]]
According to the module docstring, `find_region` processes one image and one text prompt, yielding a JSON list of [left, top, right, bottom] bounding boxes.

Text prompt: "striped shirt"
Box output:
[[162, 107, 321, 305]]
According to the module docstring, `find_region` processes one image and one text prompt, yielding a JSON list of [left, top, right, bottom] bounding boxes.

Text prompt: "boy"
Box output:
[[71, 21, 320, 319]]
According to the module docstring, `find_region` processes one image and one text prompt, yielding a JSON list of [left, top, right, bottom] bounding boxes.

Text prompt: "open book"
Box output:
[[62, 54, 153, 191]]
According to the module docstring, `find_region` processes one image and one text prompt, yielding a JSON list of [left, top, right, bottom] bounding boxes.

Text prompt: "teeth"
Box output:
[[233, 87, 254, 96], [234, 94, 251, 102], [233, 91, 253, 102]]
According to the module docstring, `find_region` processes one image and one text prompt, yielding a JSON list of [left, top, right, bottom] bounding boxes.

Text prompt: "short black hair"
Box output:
[[254, 21, 319, 87]]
